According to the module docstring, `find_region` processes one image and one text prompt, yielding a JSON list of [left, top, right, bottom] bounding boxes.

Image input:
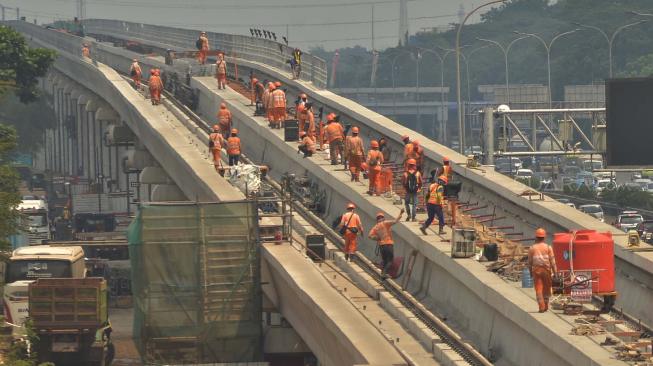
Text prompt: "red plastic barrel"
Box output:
[[552, 230, 615, 294]]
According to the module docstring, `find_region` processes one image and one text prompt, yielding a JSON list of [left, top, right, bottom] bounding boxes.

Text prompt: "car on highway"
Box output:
[[615, 211, 644, 232], [635, 220, 653, 243], [595, 179, 616, 196], [515, 169, 533, 180], [578, 204, 605, 222], [495, 157, 522, 171]]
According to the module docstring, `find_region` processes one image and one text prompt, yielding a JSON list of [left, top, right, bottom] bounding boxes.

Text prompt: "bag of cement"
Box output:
[[228, 164, 261, 194]]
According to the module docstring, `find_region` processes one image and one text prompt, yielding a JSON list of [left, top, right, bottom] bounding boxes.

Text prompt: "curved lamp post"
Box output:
[[476, 36, 529, 104]]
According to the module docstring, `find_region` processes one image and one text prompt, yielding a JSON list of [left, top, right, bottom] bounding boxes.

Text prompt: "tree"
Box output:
[[0, 124, 21, 251], [0, 94, 56, 154], [621, 53, 653, 77], [0, 25, 57, 103]]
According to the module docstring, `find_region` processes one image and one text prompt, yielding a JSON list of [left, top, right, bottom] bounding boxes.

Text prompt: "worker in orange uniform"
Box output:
[[263, 82, 275, 125], [271, 82, 287, 129], [325, 113, 344, 165], [402, 159, 422, 221], [149, 69, 163, 105], [413, 140, 424, 172], [528, 229, 558, 313], [129, 59, 142, 90], [339, 203, 364, 261], [297, 131, 316, 158], [368, 208, 404, 278], [226, 128, 241, 166], [208, 125, 224, 171], [82, 43, 90, 58], [403, 135, 418, 171], [305, 103, 316, 138], [366, 140, 384, 195], [297, 104, 307, 133], [296, 93, 308, 118], [420, 173, 446, 235], [438, 157, 453, 180], [345, 127, 365, 182], [197, 31, 209, 65], [215, 53, 227, 89], [250, 77, 259, 105], [217, 103, 232, 139]]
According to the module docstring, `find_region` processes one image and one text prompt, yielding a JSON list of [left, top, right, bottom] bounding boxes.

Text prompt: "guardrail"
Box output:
[[81, 18, 328, 89]]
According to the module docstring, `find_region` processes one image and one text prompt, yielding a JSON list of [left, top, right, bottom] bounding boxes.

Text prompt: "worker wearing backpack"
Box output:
[[402, 159, 422, 221]]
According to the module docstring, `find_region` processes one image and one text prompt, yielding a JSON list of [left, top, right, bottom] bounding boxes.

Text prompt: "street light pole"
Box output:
[[456, 0, 508, 154], [514, 29, 579, 108], [574, 20, 648, 78], [477, 36, 528, 104], [390, 51, 412, 117]]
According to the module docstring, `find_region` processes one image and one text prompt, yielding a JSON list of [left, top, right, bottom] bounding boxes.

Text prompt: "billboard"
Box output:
[[606, 78, 653, 167]]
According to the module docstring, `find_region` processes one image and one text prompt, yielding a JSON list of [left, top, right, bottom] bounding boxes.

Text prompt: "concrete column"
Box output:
[[150, 184, 186, 201], [96, 106, 119, 193], [76, 94, 90, 178], [63, 84, 74, 176], [85, 99, 101, 182], [482, 107, 494, 166]]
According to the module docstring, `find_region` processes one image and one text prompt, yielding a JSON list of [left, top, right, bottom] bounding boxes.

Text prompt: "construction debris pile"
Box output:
[[227, 164, 262, 194]]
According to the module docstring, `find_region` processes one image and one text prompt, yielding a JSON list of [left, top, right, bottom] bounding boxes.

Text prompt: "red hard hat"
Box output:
[[376, 211, 385, 219], [231, 128, 238, 134], [535, 228, 546, 238], [401, 135, 410, 142], [370, 140, 379, 148], [438, 175, 448, 184], [275, 81, 282, 87], [212, 124, 220, 131], [406, 158, 417, 166], [252, 77, 258, 84], [352, 126, 359, 134], [327, 113, 336, 121], [347, 203, 355, 210], [443, 157, 450, 163]]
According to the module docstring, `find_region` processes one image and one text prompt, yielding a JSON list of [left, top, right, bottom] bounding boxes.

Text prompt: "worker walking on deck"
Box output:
[[129, 59, 142, 90], [263, 82, 275, 125], [298, 131, 316, 158], [325, 113, 344, 165], [149, 69, 163, 105], [226, 128, 241, 166], [413, 140, 424, 172], [438, 157, 453, 180], [82, 43, 90, 58], [420, 173, 446, 235], [368, 209, 404, 278], [345, 127, 365, 182], [402, 159, 422, 221], [305, 103, 316, 138], [366, 140, 384, 195], [209, 125, 224, 171], [216, 53, 227, 89], [271, 82, 287, 128], [339, 203, 363, 261], [217, 103, 232, 139], [403, 135, 418, 171], [528, 229, 558, 313], [197, 31, 209, 65]]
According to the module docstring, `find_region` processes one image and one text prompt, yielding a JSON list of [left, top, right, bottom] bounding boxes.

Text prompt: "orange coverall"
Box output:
[[367, 149, 384, 195], [325, 122, 344, 165], [340, 211, 363, 255], [345, 136, 365, 181], [149, 74, 163, 105], [528, 242, 558, 312], [130, 62, 142, 89], [271, 89, 287, 127], [198, 35, 209, 64], [209, 132, 223, 169], [216, 57, 227, 89], [217, 106, 232, 138]]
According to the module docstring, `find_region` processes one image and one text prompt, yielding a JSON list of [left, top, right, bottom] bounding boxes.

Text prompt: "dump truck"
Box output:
[[28, 277, 114, 366]]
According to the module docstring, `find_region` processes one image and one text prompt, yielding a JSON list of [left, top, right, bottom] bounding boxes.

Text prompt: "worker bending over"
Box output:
[[271, 82, 287, 128], [528, 229, 558, 313], [367, 140, 384, 195], [298, 131, 315, 158], [209, 125, 224, 171], [129, 59, 142, 90], [420, 173, 446, 235], [325, 113, 344, 165], [217, 103, 232, 139], [149, 69, 163, 105], [368, 208, 404, 278], [197, 31, 209, 65], [216, 53, 227, 89], [339, 203, 364, 261], [226, 128, 241, 166], [402, 159, 422, 221], [345, 127, 365, 182]]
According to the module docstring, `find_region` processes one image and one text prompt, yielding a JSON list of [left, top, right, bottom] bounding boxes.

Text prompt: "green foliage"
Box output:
[[0, 25, 56, 103], [0, 124, 21, 251], [516, 176, 541, 189], [621, 53, 653, 77], [562, 182, 597, 199], [602, 186, 653, 210], [0, 93, 56, 153]]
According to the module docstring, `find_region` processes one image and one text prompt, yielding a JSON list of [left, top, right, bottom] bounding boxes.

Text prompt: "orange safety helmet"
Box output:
[[252, 77, 258, 84], [231, 128, 238, 135], [376, 211, 385, 219], [275, 81, 282, 87], [406, 158, 417, 166], [438, 175, 448, 184], [268, 82, 276, 91], [299, 130, 306, 137], [300, 93, 307, 99], [535, 228, 546, 238], [212, 124, 220, 131], [220, 102, 227, 109], [401, 135, 410, 142], [413, 140, 420, 146], [154, 69, 160, 76], [346, 203, 356, 210], [327, 112, 337, 122], [370, 140, 379, 148], [351, 126, 359, 134], [443, 157, 450, 164]]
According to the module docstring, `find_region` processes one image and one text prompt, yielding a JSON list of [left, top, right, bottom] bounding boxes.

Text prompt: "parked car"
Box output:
[[578, 204, 605, 222], [615, 211, 644, 232], [515, 169, 534, 180], [635, 220, 653, 243]]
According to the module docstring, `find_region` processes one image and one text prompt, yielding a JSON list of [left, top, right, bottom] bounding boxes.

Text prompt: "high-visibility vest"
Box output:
[[272, 90, 286, 108], [371, 221, 394, 245], [427, 183, 444, 205], [529, 243, 555, 271], [227, 137, 241, 155], [404, 143, 417, 159], [367, 150, 384, 169]]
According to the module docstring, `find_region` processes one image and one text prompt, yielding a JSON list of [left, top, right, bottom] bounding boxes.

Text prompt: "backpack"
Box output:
[[406, 171, 418, 193], [195, 39, 202, 50]]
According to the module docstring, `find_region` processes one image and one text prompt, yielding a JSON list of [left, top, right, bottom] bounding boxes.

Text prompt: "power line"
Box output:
[[43, 0, 420, 10]]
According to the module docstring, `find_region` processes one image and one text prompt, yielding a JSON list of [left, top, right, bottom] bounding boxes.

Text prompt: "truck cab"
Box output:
[[18, 198, 51, 244], [3, 245, 85, 326]]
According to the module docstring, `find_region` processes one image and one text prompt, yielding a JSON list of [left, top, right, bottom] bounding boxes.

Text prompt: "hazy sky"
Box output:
[[2, 0, 487, 50]]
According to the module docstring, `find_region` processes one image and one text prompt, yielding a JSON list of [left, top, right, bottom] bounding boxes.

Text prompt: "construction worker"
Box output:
[[438, 157, 453, 180], [402, 159, 422, 221], [215, 53, 227, 89], [420, 173, 446, 235], [291, 48, 302, 78], [226, 128, 241, 166], [403, 135, 418, 171], [325, 113, 344, 165], [297, 131, 315, 157], [263, 82, 275, 125], [250, 77, 259, 105], [345, 127, 365, 182], [82, 43, 90, 58], [297, 104, 307, 133], [271, 82, 287, 128], [413, 140, 424, 172], [339, 203, 363, 261], [209, 125, 224, 171], [378, 137, 391, 162], [217, 103, 232, 139], [528, 229, 558, 313], [197, 31, 209, 65], [129, 59, 142, 90], [305, 103, 316, 138], [368, 208, 405, 278], [366, 140, 384, 195], [149, 69, 163, 105]]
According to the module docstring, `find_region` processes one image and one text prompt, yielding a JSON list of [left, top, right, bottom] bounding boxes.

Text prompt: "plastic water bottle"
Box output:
[[522, 268, 533, 288]]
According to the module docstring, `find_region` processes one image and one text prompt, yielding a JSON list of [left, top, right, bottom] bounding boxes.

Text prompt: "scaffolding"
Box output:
[[127, 201, 262, 365]]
